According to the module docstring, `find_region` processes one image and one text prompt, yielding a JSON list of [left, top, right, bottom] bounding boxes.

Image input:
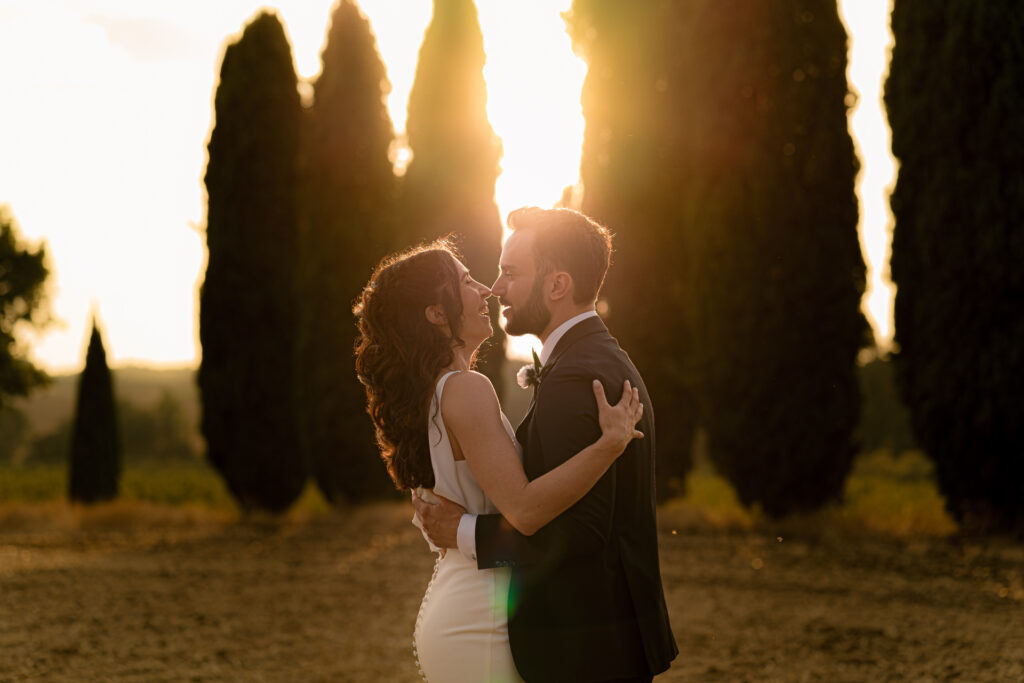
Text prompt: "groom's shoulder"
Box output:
[[549, 335, 646, 395], [554, 328, 623, 369]]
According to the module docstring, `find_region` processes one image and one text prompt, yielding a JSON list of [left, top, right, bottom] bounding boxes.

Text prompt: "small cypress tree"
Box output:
[[400, 0, 505, 389], [199, 11, 306, 513], [886, 1, 1024, 532], [297, 0, 397, 503], [68, 318, 120, 503]]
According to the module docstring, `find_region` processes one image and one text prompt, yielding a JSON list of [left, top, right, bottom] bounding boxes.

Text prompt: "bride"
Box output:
[[353, 239, 643, 682]]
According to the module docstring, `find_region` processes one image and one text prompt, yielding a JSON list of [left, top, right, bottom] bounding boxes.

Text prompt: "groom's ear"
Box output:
[[548, 271, 573, 302], [424, 304, 447, 327]]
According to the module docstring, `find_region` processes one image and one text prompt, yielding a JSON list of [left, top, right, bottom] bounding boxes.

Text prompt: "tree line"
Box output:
[[564, 0, 1021, 531], [199, 0, 501, 512], [1, 369, 197, 469], [1, 0, 1019, 532]]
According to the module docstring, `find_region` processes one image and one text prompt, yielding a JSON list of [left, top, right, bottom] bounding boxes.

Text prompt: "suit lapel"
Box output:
[[514, 315, 608, 456], [515, 405, 532, 448]]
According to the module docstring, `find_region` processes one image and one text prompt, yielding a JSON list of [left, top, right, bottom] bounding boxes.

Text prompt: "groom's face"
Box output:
[[491, 230, 551, 337]]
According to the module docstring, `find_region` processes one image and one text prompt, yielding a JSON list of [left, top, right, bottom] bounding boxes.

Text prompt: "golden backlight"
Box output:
[[0, 0, 893, 371], [838, 0, 897, 351]]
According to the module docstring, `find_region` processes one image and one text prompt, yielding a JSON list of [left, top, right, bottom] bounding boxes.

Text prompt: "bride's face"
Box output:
[[452, 259, 494, 348]]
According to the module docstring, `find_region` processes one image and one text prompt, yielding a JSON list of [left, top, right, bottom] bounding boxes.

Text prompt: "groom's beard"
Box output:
[[503, 279, 550, 337]]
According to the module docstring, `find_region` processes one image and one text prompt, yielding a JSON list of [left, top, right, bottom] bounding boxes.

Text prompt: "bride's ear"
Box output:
[[424, 304, 447, 327]]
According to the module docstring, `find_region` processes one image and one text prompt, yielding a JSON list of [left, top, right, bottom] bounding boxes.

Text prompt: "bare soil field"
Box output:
[[1, 501, 1022, 682]]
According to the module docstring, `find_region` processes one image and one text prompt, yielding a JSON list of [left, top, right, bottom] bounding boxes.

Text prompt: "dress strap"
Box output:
[[435, 370, 461, 398], [428, 370, 465, 506]]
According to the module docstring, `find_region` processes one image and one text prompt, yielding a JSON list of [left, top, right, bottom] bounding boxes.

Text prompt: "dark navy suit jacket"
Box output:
[[475, 316, 677, 682]]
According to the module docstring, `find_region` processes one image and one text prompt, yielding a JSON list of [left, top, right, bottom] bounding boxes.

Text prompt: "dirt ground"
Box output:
[[1, 502, 1022, 682]]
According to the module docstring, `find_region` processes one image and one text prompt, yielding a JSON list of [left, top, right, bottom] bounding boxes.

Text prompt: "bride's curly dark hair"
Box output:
[[353, 238, 469, 490]]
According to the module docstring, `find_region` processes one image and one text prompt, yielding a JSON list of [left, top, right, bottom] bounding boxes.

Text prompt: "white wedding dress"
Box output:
[[412, 371, 525, 683]]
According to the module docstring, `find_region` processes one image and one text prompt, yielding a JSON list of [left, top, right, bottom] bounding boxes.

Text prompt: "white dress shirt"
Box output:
[[455, 310, 600, 561]]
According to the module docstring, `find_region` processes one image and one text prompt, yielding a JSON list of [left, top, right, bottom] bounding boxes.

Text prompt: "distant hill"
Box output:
[[11, 366, 200, 441]]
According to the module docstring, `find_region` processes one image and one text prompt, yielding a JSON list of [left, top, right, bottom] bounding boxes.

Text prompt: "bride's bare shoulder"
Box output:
[[441, 371, 499, 413]]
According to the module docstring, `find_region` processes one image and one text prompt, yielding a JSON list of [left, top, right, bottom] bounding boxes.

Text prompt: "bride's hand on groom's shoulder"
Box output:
[[412, 490, 466, 551], [593, 378, 644, 456]]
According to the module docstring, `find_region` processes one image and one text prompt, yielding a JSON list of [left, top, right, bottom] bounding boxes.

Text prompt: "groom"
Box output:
[[414, 207, 677, 682]]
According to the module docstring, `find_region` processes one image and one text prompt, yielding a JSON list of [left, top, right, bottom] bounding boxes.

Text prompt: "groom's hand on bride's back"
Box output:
[[412, 491, 465, 549]]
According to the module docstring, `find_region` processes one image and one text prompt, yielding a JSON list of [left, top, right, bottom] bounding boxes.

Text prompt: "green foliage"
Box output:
[[119, 391, 196, 462], [857, 355, 917, 455], [1, 462, 229, 506], [118, 463, 234, 507], [0, 463, 65, 501], [840, 450, 956, 537], [659, 449, 955, 537], [0, 206, 50, 409], [68, 321, 121, 503], [886, 1, 1024, 532], [570, 0, 868, 513], [0, 406, 29, 463], [0, 462, 336, 513], [17, 370, 198, 467], [199, 11, 306, 513], [297, 0, 398, 503], [400, 0, 505, 388], [29, 419, 70, 465]]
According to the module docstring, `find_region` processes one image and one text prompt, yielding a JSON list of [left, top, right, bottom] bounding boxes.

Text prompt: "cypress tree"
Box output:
[[400, 0, 505, 388], [68, 318, 120, 503], [567, 2, 698, 499], [199, 11, 306, 513], [690, 0, 867, 517], [886, 1, 1024, 532], [297, 0, 397, 503], [0, 206, 49, 410], [570, 1, 868, 514]]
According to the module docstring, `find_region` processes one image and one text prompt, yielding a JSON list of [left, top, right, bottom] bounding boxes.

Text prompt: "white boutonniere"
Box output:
[[516, 349, 549, 390]]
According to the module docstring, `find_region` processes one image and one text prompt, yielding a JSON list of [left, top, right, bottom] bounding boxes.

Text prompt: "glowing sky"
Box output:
[[0, 0, 894, 372]]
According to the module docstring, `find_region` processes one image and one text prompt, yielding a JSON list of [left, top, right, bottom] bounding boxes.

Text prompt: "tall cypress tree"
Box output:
[[689, 0, 867, 517], [886, 1, 1024, 532], [570, 0, 868, 514], [297, 0, 397, 503], [199, 11, 306, 513], [568, 1, 698, 499], [68, 318, 120, 503], [400, 0, 505, 388]]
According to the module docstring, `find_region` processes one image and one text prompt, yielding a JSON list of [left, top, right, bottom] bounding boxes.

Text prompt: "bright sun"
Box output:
[[282, 0, 584, 362]]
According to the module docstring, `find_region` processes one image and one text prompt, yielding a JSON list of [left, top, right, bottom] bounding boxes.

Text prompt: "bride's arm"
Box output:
[[441, 370, 641, 537]]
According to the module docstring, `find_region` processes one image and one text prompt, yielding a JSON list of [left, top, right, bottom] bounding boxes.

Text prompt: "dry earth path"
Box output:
[[1, 503, 1022, 682]]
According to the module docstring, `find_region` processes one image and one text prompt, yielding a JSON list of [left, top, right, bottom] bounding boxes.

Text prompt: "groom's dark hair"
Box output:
[[506, 207, 612, 304]]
